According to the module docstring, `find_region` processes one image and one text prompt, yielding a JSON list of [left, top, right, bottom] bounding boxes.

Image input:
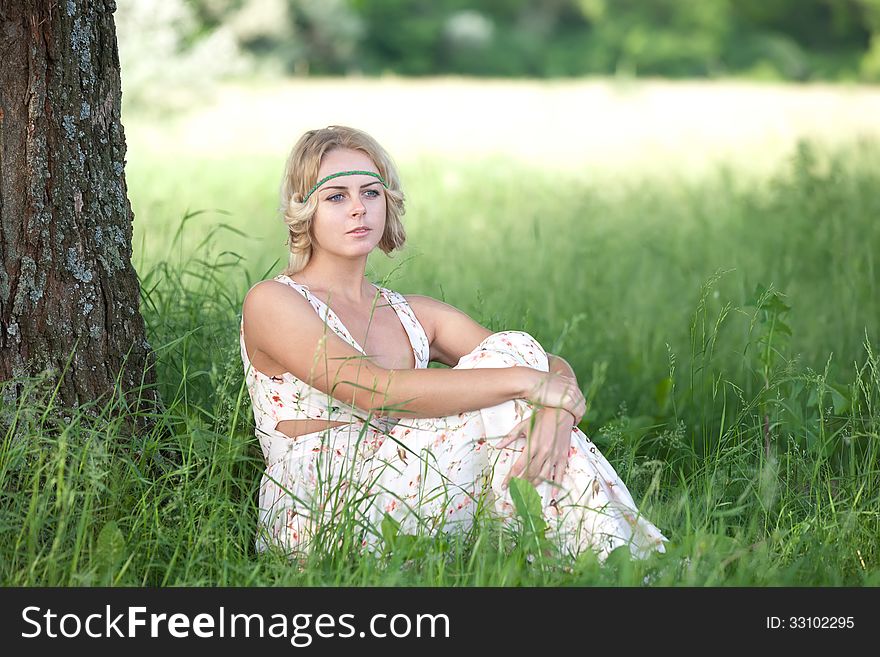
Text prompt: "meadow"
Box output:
[[2, 80, 879, 586]]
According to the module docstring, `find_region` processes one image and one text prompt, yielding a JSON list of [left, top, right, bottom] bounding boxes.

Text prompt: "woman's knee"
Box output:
[[471, 331, 549, 371]]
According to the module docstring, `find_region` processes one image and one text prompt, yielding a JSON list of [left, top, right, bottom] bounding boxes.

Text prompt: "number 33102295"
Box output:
[[766, 616, 854, 629]]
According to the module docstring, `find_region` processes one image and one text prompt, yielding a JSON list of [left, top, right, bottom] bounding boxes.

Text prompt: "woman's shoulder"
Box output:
[[242, 276, 311, 319], [399, 293, 462, 316], [393, 291, 439, 314], [393, 293, 479, 341], [400, 294, 491, 337], [246, 274, 307, 294]]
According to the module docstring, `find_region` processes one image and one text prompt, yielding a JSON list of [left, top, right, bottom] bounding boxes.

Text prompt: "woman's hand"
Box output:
[[522, 370, 586, 424], [497, 406, 576, 490]]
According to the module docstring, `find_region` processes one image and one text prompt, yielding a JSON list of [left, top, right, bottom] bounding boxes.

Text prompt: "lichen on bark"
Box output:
[[1, 0, 164, 441]]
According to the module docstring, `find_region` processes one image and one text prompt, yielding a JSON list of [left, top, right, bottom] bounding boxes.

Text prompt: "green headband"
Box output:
[[301, 170, 388, 202]]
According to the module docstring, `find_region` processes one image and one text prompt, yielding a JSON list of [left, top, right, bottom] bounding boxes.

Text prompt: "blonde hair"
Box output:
[[279, 126, 406, 276]]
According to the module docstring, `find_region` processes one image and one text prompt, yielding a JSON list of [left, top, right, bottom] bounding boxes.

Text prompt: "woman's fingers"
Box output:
[[558, 380, 585, 421], [540, 421, 573, 489], [496, 415, 533, 451], [517, 451, 539, 485], [545, 444, 568, 485], [537, 459, 556, 486], [573, 391, 586, 421], [500, 408, 574, 489], [527, 443, 557, 485], [553, 450, 569, 486], [503, 452, 528, 487], [500, 416, 574, 493], [526, 374, 582, 418], [504, 440, 549, 488], [495, 431, 521, 451], [499, 417, 536, 488]]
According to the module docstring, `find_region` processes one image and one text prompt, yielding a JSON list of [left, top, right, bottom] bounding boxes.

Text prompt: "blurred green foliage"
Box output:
[[161, 0, 880, 81]]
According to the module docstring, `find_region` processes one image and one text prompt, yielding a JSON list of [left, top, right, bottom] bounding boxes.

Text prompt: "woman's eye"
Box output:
[[328, 193, 344, 201], [364, 189, 380, 198]]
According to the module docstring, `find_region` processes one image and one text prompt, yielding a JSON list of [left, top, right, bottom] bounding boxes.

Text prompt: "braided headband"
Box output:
[[301, 170, 387, 203]]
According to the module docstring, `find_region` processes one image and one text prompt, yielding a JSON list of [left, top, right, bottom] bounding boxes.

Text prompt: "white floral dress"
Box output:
[[240, 275, 669, 562]]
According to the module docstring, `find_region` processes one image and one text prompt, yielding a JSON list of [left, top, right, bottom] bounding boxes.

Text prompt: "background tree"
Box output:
[[174, 0, 880, 81], [0, 0, 162, 437]]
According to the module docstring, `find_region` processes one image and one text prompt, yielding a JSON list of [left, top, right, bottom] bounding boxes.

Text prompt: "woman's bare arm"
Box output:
[[406, 295, 579, 383], [243, 281, 541, 420], [404, 294, 495, 367]]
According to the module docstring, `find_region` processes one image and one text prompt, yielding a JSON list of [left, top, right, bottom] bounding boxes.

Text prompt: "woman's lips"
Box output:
[[348, 228, 371, 235]]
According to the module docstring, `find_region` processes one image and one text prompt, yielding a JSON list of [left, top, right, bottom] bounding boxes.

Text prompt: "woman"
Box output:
[[240, 125, 668, 563]]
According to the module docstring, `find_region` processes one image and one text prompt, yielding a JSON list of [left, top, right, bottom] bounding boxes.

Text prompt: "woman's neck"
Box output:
[[291, 255, 374, 305]]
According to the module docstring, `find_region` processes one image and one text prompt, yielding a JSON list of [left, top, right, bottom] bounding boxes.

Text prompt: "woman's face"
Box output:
[[309, 148, 386, 259]]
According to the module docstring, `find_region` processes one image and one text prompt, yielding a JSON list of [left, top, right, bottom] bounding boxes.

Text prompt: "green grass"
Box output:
[[2, 138, 879, 586]]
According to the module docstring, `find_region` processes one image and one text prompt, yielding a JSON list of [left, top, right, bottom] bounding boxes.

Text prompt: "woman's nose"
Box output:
[[350, 198, 366, 215]]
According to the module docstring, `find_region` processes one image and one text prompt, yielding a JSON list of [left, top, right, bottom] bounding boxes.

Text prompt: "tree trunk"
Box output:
[[0, 0, 162, 437]]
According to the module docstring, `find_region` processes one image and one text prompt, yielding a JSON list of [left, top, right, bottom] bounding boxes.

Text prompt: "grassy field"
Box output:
[[2, 80, 880, 586]]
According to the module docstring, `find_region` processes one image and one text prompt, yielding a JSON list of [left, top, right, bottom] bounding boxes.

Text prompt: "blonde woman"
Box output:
[[240, 125, 668, 563]]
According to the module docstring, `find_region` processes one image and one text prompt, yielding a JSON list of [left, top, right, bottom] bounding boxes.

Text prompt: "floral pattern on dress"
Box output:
[[239, 275, 428, 465], [240, 278, 669, 563]]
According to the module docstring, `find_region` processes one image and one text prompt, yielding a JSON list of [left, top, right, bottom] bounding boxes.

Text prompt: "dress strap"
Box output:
[[378, 288, 431, 369], [273, 275, 366, 353], [273, 274, 311, 300], [274, 275, 430, 368]]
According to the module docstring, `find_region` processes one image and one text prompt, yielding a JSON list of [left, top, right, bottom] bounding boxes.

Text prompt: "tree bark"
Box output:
[[0, 0, 162, 437]]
